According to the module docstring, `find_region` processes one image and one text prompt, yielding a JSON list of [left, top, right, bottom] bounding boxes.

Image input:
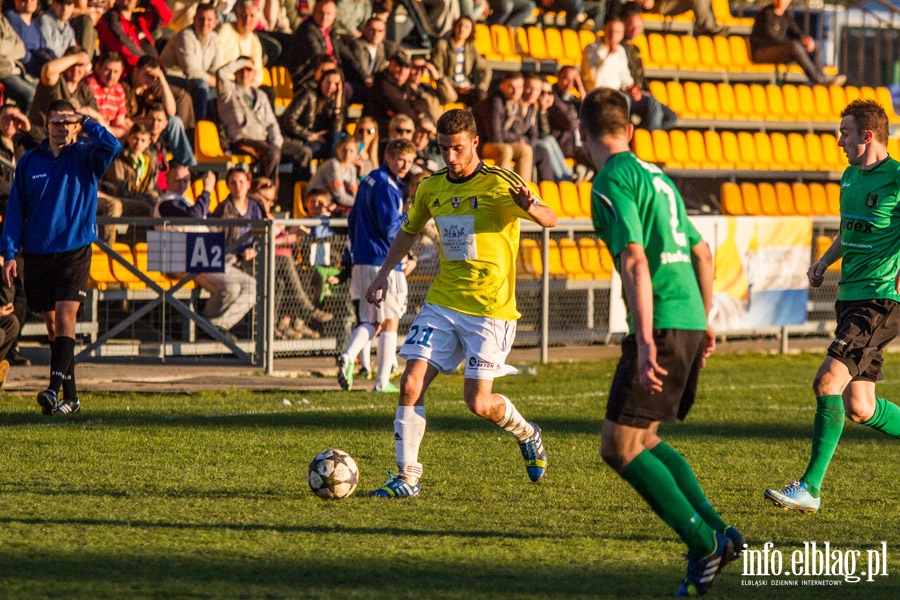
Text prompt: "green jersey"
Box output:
[[591, 152, 706, 332], [838, 157, 900, 302]]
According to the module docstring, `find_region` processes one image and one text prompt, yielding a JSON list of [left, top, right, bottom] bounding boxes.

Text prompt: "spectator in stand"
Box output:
[[344, 16, 398, 105], [6, 0, 53, 78], [251, 177, 334, 339], [211, 165, 266, 286], [377, 113, 414, 162], [354, 115, 379, 177], [365, 51, 419, 138], [28, 46, 104, 145], [486, 0, 532, 28], [217, 0, 264, 88], [412, 113, 444, 175], [308, 134, 359, 212], [38, 0, 77, 61], [0, 13, 35, 111], [156, 164, 257, 337], [0, 273, 20, 390], [430, 15, 491, 108], [122, 56, 195, 166], [332, 0, 370, 36], [582, 16, 675, 131], [750, 0, 846, 86], [257, 0, 292, 34], [622, 8, 676, 130], [619, 0, 726, 36], [522, 73, 575, 183], [97, 0, 172, 76], [279, 66, 345, 173], [100, 122, 159, 217], [139, 102, 196, 188], [85, 52, 131, 138], [549, 65, 586, 163], [473, 71, 533, 182], [287, 0, 363, 98], [70, 0, 104, 59], [407, 55, 442, 122], [159, 2, 222, 122]]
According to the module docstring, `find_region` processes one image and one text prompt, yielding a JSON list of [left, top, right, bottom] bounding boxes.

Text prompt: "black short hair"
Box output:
[[48, 99, 77, 116]]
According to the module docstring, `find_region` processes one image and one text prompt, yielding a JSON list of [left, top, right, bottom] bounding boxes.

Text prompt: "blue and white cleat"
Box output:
[[368, 471, 421, 498], [724, 526, 747, 562], [518, 421, 547, 482], [764, 480, 821, 513], [675, 532, 734, 597], [37, 389, 58, 416]]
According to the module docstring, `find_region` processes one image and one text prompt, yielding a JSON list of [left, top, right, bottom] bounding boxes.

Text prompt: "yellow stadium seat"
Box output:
[[696, 36, 719, 71], [491, 25, 521, 63], [844, 85, 861, 104], [815, 235, 841, 271], [781, 84, 804, 121], [648, 80, 668, 106], [578, 181, 593, 217], [669, 130, 698, 168], [700, 82, 722, 118], [680, 35, 703, 70], [578, 238, 612, 280], [830, 85, 848, 116], [651, 129, 675, 167], [558, 238, 591, 279], [805, 133, 827, 170], [632, 127, 656, 163], [474, 23, 502, 61], [269, 66, 293, 107], [516, 27, 530, 58], [712, 0, 754, 27], [293, 180, 309, 217], [774, 182, 795, 215], [753, 132, 774, 169], [825, 182, 841, 214], [630, 34, 652, 69], [859, 86, 878, 102], [720, 131, 751, 169], [745, 84, 768, 120], [665, 81, 687, 117], [728, 36, 754, 72], [664, 34, 684, 69], [686, 130, 715, 169], [561, 28, 583, 65], [720, 182, 744, 215], [740, 182, 761, 214], [544, 27, 571, 65], [764, 85, 788, 121], [820, 133, 845, 171], [518, 237, 541, 279], [876, 86, 900, 121], [647, 33, 672, 70], [579, 28, 596, 50], [812, 85, 836, 121], [758, 182, 779, 216], [713, 35, 735, 71], [716, 83, 737, 119], [194, 120, 252, 164], [558, 180, 588, 218], [787, 132, 809, 167], [526, 26, 549, 60], [683, 81, 711, 119], [109, 242, 146, 289], [539, 180, 564, 218], [809, 182, 829, 215], [792, 182, 812, 215], [737, 131, 760, 169], [889, 137, 900, 157], [704, 130, 732, 169], [546, 239, 568, 279], [89, 244, 118, 290], [730, 83, 759, 120], [770, 132, 798, 170]]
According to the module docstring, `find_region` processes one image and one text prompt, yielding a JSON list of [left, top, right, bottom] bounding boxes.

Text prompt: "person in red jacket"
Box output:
[[97, 0, 171, 76]]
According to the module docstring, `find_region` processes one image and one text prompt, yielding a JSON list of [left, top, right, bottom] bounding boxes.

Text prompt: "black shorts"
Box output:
[[828, 299, 900, 382], [24, 245, 92, 313], [606, 329, 707, 428]]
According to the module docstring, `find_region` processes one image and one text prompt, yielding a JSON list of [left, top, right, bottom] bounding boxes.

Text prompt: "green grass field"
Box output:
[[2, 353, 900, 599]]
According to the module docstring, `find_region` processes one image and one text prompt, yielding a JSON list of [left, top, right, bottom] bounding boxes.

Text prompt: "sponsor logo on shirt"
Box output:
[[660, 251, 691, 265]]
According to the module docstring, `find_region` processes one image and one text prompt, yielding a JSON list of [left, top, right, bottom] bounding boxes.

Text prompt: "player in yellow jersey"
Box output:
[[365, 109, 558, 498]]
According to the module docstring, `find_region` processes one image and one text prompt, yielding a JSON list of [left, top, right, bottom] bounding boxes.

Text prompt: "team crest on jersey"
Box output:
[[470, 196, 478, 209], [451, 196, 461, 208], [865, 193, 879, 209]]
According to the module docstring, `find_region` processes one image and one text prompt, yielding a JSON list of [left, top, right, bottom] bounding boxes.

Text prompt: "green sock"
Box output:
[[651, 441, 729, 534], [620, 450, 716, 557], [863, 398, 900, 439], [800, 395, 844, 497]]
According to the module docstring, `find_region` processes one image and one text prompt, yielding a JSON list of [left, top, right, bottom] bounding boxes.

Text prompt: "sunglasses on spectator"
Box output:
[[364, 127, 376, 134]]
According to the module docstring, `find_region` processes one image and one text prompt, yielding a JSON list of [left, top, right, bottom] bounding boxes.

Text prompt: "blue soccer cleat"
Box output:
[[518, 421, 547, 482], [675, 532, 734, 597], [764, 480, 821, 513], [368, 471, 421, 498], [37, 389, 58, 416], [724, 526, 747, 563]]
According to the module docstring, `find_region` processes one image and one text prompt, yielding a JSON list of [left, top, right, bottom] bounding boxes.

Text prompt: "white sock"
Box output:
[[395, 405, 426, 483], [376, 331, 398, 389], [343, 323, 376, 363], [360, 339, 372, 371], [495, 394, 535, 441]]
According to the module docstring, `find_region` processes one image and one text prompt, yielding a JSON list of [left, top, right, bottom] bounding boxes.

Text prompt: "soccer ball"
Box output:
[[308, 449, 359, 500]]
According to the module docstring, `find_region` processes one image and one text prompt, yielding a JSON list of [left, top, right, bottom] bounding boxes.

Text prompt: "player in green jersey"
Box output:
[[765, 100, 900, 513], [581, 88, 743, 597]]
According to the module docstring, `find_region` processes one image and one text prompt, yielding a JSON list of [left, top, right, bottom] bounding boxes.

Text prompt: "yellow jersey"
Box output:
[[402, 162, 542, 320]]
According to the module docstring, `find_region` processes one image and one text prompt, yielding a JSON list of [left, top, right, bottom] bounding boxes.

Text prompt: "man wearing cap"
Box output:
[[365, 51, 420, 139], [37, 0, 76, 60]]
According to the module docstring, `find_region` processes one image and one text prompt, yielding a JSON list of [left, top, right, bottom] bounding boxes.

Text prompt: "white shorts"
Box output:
[[399, 303, 518, 380], [351, 265, 408, 324]]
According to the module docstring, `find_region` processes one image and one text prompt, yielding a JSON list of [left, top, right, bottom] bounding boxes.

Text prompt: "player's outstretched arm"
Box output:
[[690, 240, 716, 366], [619, 243, 667, 393], [510, 184, 557, 228], [365, 229, 418, 306]]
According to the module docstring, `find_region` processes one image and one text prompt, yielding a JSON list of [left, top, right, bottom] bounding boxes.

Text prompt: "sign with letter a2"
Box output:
[[147, 231, 226, 273]]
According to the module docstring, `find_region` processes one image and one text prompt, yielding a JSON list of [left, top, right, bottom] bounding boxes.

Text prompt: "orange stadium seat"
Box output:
[[577, 238, 608, 279], [579, 28, 596, 50], [269, 66, 293, 107], [764, 85, 788, 121], [792, 182, 812, 215], [720, 182, 743, 215], [781, 84, 804, 121], [109, 242, 145, 289], [680, 35, 703, 70], [648, 80, 668, 106], [557, 180, 587, 218], [740, 182, 761, 214], [805, 133, 827, 170], [194, 120, 252, 164], [876, 87, 900, 121], [787, 132, 809, 167], [630, 34, 653, 68], [812, 85, 836, 121], [89, 244, 118, 290], [727, 36, 754, 72], [720, 131, 751, 169], [745, 84, 768, 120], [664, 34, 685, 69], [558, 238, 591, 279], [774, 182, 795, 215], [770, 132, 798, 170], [578, 181, 593, 217], [830, 85, 848, 116], [820, 133, 845, 171], [669, 130, 698, 169], [809, 182, 829, 215], [758, 182, 779, 216], [844, 85, 861, 104], [632, 128, 656, 163], [696, 36, 719, 71], [683, 81, 711, 119], [539, 180, 564, 217], [753, 132, 774, 170], [704, 130, 732, 169], [651, 129, 675, 167], [713, 35, 734, 71], [546, 239, 568, 279], [825, 182, 841, 214], [700, 82, 722, 119], [647, 34, 673, 70], [737, 131, 760, 169], [665, 81, 688, 117], [686, 130, 715, 169], [712, 0, 754, 27]]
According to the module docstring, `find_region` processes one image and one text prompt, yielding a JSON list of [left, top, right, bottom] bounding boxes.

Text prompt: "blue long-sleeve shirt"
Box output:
[[348, 163, 405, 268], [1, 119, 121, 260]]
